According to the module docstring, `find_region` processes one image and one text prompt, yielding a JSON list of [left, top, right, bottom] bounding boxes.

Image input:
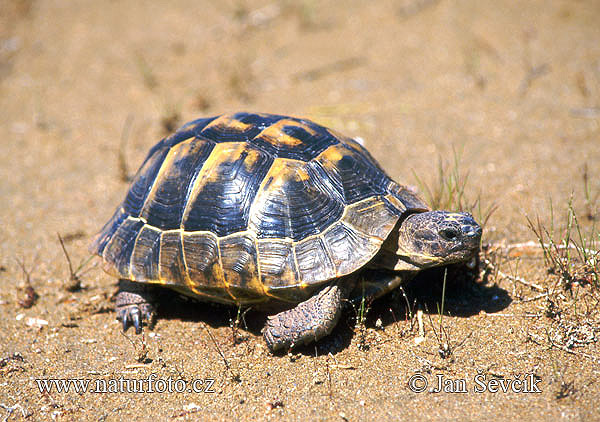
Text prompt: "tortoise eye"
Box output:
[[439, 228, 459, 241]]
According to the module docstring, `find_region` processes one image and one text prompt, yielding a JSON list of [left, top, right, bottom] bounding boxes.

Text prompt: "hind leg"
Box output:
[[115, 279, 157, 334]]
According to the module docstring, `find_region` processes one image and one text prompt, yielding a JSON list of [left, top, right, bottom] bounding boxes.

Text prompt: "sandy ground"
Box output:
[[1, 0, 600, 420]]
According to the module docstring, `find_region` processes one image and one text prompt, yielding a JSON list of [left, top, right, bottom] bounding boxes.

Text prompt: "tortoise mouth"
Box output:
[[438, 245, 480, 264]]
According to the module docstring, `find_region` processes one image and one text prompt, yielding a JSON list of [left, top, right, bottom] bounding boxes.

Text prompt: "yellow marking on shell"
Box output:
[[203, 114, 252, 132], [211, 262, 226, 287], [169, 283, 234, 304], [144, 224, 161, 232], [247, 157, 310, 234], [144, 278, 170, 286], [319, 233, 339, 277], [139, 144, 185, 218], [185, 284, 214, 298], [295, 166, 310, 181], [267, 158, 310, 183], [253, 236, 278, 299], [384, 193, 408, 214], [116, 196, 396, 288], [138, 138, 203, 224], [349, 200, 387, 217], [245, 274, 268, 297], [156, 231, 165, 283], [109, 220, 256, 241], [291, 242, 302, 283], [178, 229, 196, 290], [214, 237, 237, 301], [101, 216, 138, 279], [128, 222, 146, 282], [316, 144, 345, 167], [181, 142, 248, 225], [242, 148, 261, 170], [123, 196, 386, 245], [254, 119, 317, 147]]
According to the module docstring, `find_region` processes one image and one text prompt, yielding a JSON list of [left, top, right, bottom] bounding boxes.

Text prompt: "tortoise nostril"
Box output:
[[439, 228, 459, 241], [462, 225, 482, 237]]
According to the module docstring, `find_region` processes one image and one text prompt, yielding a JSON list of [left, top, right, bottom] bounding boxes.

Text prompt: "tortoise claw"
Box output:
[[121, 312, 128, 332], [116, 302, 155, 333], [131, 307, 142, 334], [115, 280, 156, 334]]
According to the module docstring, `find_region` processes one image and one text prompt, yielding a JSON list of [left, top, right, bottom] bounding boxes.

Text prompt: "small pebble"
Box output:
[[183, 403, 201, 412], [25, 317, 48, 328]]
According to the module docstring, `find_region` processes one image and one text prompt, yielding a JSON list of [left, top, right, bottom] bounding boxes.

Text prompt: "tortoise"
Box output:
[[91, 112, 481, 352]]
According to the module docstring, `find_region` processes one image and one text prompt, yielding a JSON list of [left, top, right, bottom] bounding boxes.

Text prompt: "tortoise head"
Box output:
[[391, 210, 482, 270]]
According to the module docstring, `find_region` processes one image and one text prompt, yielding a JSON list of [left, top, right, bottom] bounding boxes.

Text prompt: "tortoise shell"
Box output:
[[91, 113, 428, 305]]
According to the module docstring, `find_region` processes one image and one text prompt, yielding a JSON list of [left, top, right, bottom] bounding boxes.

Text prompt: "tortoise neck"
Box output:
[[367, 226, 422, 272]]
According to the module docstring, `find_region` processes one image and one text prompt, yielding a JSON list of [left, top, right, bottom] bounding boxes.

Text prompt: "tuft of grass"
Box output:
[[15, 257, 38, 309], [412, 148, 497, 228], [582, 162, 598, 221], [57, 233, 95, 292], [412, 148, 468, 211], [527, 197, 599, 291], [229, 305, 250, 345], [431, 268, 453, 359], [524, 182, 600, 364], [354, 280, 372, 351], [426, 268, 472, 360]]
